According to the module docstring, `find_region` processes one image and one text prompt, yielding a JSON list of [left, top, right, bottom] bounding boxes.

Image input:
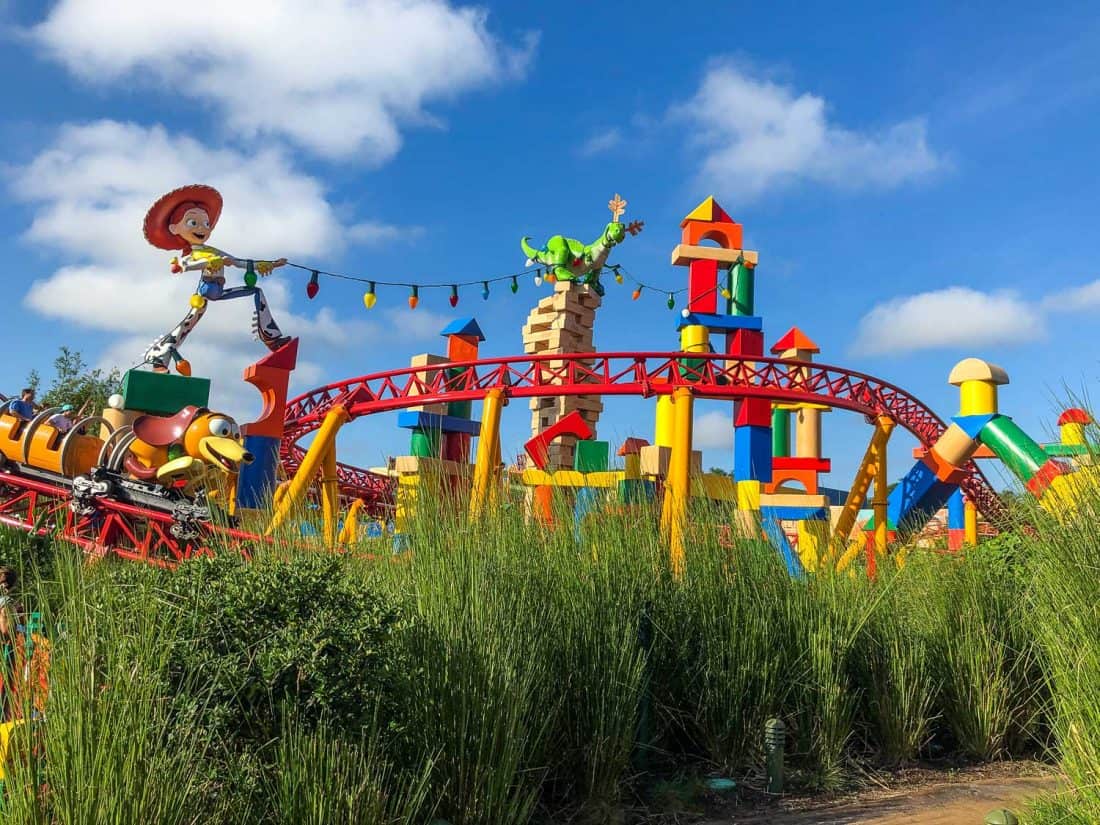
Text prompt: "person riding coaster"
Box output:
[[142, 184, 291, 374]]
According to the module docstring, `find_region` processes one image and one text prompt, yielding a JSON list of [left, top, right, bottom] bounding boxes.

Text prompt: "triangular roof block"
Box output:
[[440, 317, 486, 341], [681, 196, 734, 227], [252, 337, 299, 370], [770, 327, 820, 354], [617, 436, 651, 456]]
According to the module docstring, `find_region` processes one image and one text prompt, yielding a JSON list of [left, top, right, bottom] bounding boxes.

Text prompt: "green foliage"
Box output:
[[166, 552, 409, 743], [26, 346, 121, 414]]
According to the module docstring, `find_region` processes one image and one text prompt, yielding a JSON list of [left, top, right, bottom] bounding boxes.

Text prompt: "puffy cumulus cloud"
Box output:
[[851, 287, 1044, 356], [674, 62, 945, 200], [693, 410, 734, 450], [1041, 279, 1100, 311], [8, 120, 429, 421], [29, 0, 534, 162]]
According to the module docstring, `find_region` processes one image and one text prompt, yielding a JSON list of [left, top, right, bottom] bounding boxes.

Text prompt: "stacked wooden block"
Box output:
[[522, 282, 603, 470]]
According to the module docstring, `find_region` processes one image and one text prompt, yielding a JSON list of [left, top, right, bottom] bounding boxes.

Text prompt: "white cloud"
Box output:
[[693, 410, 734, 450], [851, 287, 1044, 356], [1041, 279, 1100, 311], [28, 0, 534, 162], [347, 221, 425, 245], [674, 62, 944, 200], [578, 128, 622, 157], [8, 120, 437, 421]]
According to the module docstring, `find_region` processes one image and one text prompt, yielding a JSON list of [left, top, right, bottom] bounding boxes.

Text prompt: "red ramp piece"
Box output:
[[525, 410, 593, 470]]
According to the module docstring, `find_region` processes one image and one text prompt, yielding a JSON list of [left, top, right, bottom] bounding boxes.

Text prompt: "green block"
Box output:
[[574, 440, 610, 473], [410, 429, 440, 458], [120, 369, 211, 416]]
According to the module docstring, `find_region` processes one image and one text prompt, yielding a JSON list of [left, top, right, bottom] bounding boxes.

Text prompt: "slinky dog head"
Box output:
[[131, 406, 254, 473]]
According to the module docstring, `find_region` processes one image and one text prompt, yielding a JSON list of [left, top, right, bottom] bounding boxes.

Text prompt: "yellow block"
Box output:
[[680, 323, 709, 353], [797, 519, 830, 572], [624, 453, 641, 479], [1061, 422, 1087, 447], [736, 479, 761, 510], [957, 380, 998, 416], [655, 395, 676, 448], [693, 474, 737, 501], [759, 492, 830, 509], [671, 244, 759, 267]]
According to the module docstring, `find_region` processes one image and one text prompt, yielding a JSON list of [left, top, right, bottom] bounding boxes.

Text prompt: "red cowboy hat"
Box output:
[[143, 184, 223, 250]]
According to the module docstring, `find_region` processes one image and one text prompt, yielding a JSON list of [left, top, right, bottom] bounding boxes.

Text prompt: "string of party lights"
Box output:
[[280, 260, 720, 312]]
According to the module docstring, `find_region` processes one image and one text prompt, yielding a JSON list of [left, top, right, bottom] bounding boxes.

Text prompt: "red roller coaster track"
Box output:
[[281, 351, 1009, 526]]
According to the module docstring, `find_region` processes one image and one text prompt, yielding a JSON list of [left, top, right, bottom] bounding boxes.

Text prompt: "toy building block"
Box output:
[[671, 245, 759, 267], [734, 425, 773, 482], [759, 492, 830, 511], [618, 478, 656, 504], [770, 327, 820, 359], [677, 313, 763, 333], [241, 337, 299, 439], [525, 410, 593, 470], [409, 429, 440, 458], [913, 443, 996, 459], [617, 437, 650, 456], [693, 473, 736, 501], [407, 353, 450, 414], [574, 440, 610, 473], [441, 318, 485, 363], [121, 369, 210, 416], [797, 519, 830, 571], [397, 411, 482, 436], [736, 479, 761, 511], [948, 358, 1009, 416], [640, 445, 702, 477], [725, 328, 764, 357], [394, 456, 465, 476], [687, 259, 719, 314], [734, 398, 772, 427], [681, 195, 736, 226]]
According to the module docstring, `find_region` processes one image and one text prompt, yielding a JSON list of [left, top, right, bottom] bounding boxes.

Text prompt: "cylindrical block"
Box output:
[[409, 428, 440, 458], [958, 380, 998, 416], [794, 408, 821, 458], [732, 262, 754, 316], [99, 407, 138, 440], [665, 387, 694, 578], [964, 499, 978, 545], [930, 423, 980, 467], [771, 407, 790, 458], [979, 415, 1049, 482], [655, 395, 675, 448], [1061, 422, 1087, 447]]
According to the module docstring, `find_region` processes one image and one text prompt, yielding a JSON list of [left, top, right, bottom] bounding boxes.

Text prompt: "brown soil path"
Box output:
[[709, 765, 1061, 824]]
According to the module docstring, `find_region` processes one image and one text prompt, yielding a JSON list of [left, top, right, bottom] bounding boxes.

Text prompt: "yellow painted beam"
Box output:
[[963, 498, 978, 546], [666, 387, 694, 579], [469, 389, 504, 519], [267, 405, 349, 536], [337, 499, 366, 545], [872, 428, 889, 557], [321, 445, 340, 549], [830, 415, 895, 558]]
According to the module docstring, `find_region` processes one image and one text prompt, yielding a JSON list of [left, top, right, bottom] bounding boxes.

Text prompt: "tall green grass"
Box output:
[[0, 483, 1064, 823]]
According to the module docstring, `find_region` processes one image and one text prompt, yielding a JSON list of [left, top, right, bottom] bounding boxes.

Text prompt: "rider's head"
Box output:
[[169, 205, 214, 247]]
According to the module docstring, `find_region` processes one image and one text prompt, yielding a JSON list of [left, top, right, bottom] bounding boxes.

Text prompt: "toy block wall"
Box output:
[[522, 282, 603, 470]]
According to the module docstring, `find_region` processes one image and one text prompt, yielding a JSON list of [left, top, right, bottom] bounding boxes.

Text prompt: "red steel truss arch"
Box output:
[[282, 352, 1008, 525]]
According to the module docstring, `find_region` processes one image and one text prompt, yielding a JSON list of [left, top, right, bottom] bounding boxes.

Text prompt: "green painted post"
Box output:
[[732, 262, 754, 316], [771, 407, 790, 458], [978, 415, 1050, 482], [765, 718, 785, 793]]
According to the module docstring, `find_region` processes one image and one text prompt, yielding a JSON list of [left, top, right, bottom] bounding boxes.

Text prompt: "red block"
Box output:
[[687, 259, 719, 313], [241, 338, 298, 439], [734, 398, 772, 427], [725, 329, 763, 357], [1026, 458, 1068, 498], [681, 219, 742, 248], [524, 410, 593, 470], [772, 456, 832, 472]]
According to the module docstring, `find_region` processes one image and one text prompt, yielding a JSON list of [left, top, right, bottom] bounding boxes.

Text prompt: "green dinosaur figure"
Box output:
[[520, 222, 628, 297]]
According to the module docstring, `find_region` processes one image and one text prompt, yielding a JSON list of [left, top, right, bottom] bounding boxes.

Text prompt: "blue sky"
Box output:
[[1, 1, 1099, 489]]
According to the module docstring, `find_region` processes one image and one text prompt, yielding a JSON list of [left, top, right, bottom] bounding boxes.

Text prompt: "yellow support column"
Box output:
[[469, 389, 504, 520], [872, 431, 889, 557], [831, 416, 895, 557], [964, 498, 978, 546], [337, 499, 366, 545], [666, 387, 694, 579], [321, 446, 339, 549], [655, 395, 675, 447], [267, 405, 349, 536]]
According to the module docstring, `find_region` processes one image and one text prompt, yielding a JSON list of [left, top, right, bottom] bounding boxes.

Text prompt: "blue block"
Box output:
[[573, 487, 601, 541], [759, 512, 805, 579], [951, 413, 997, 439], [618, 479, 656, 504], [734, 425, 773, 482], [883, 459, 958, 535], [676, 313, 763, 332], [440, 317, 485, 340], [947, 488, 965, 530], [396, 411, 482, 436], [236, 434, 281, 509], [761, 506, 829, 522]]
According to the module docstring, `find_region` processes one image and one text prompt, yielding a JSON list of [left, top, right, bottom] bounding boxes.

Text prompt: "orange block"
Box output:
[[533, 485, 553, 524], [447, 334, 480, 362], [680, 220, 743, 249], [241, 339, 298, 439], [922, 450, 966, 485]]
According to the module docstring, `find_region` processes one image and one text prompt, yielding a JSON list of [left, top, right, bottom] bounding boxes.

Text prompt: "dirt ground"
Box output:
[[705, 761, 1061, 825]]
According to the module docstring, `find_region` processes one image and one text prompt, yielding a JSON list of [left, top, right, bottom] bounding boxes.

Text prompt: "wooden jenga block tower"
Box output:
[[522, 281, 603, 469]]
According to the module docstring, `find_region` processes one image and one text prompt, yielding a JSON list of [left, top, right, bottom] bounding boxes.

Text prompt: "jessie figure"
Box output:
[[142, 184, 291, 373]]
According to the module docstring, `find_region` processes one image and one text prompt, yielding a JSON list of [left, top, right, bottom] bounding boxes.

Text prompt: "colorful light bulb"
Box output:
[[510, 276, 519, 294], [632, 287, 642, 301], [449, 284, 459, 308], [482, 281, 490, 300], [408, 285, 419, 309], [306, 270, 320, 299], [363, 281, 377, 309]]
